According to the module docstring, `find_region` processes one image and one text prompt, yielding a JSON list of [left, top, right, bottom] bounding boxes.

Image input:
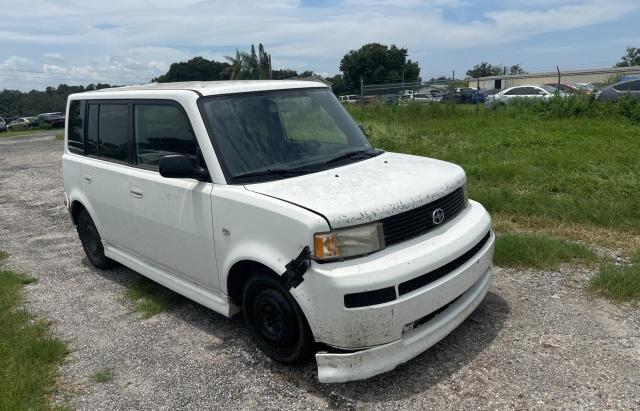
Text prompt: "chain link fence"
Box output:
[[351, 65, 640, 106]]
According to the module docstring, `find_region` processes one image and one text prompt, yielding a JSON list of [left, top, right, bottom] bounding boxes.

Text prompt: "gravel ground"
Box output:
[[1, 133, 639, 410]]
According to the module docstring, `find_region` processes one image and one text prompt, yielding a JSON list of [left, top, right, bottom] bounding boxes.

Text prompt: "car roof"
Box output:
[[71, 80, 328, 99], [504, 85, 544, 91]]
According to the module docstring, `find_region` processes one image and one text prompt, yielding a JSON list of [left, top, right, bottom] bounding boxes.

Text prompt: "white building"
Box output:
[[469, 66, 640, 90]]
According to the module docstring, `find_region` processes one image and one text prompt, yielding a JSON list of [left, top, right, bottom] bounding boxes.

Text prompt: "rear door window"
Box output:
[[86, 104, 99, 156], [98, 104, 129, 163], [505, 88, 522, 96], [134, 104, 197, 170]]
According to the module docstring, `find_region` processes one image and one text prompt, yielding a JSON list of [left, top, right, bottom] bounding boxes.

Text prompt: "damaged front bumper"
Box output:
[[316, 267, 492, 383]]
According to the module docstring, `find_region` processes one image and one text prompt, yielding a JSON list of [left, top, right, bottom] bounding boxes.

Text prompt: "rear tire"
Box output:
[[242, 271, 313, 364], [77, 210, 114, 269]]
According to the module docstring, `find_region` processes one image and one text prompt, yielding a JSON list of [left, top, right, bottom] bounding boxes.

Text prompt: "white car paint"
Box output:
[[246, 152, 466, 228], [485, 84, 567, 106], [62, 80, 494, 382]]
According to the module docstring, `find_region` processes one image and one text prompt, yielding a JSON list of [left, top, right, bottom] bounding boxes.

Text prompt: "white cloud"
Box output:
[[486, 0, 639, 33], [0, 0, 638, 89], [0, 56, 34, 69], [42, 64, 67, 74], [43, 52, 64, 61]]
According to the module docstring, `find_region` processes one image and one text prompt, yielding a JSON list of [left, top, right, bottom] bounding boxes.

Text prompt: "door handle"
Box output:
[[129, 186, 143, 198], [83, 174, 92, 183]]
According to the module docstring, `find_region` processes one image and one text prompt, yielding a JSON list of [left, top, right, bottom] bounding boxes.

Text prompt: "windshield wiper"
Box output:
[[322, 149, 382, 166], [230, 167, 317, 182]]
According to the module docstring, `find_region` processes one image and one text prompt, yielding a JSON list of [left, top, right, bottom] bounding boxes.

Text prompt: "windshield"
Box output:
[[199, 88, 377, 183], [540, 85, 557, 93]]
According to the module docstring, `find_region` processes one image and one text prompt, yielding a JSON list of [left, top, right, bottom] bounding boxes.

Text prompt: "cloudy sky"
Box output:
[[0, 0, 638, 90]]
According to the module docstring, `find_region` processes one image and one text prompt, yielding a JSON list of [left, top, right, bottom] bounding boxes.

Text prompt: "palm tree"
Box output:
[[224, 50, 247, 80]]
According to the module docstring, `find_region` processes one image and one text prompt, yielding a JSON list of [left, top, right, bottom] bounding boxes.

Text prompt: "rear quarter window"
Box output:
[[67, 101, 85, 154]]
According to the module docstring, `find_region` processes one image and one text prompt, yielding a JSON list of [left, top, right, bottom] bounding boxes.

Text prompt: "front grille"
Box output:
[[381, 187, 466, 247], [398, 231, 491, 296]]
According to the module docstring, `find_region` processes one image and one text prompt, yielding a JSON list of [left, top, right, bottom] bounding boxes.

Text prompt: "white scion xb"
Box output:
[[62, 80, 495, 383]]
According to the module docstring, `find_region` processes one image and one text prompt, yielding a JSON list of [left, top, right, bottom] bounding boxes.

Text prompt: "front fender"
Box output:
[[211, 185, 328, 297]]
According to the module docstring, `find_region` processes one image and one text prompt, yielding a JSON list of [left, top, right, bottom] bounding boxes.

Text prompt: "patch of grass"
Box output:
[[348, 104, 640, 233], [90, 369, 113, 383], [492, 213, 640, 254], [0, 253, 67, 410], [589, 263, 640, 302], [125, 277, 185, 318], [494, 233, 598, 269], [0, 128, 49, 138], [632, 250, 640, 265], [55, 133, 64, 141]]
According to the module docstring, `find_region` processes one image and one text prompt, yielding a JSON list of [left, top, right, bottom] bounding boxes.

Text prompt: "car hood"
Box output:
[[244, 152, 466, 229]]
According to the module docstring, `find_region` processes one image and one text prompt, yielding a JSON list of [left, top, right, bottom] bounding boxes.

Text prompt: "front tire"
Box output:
[[77, 210, 114, 269], [242, 272, 313, 364]]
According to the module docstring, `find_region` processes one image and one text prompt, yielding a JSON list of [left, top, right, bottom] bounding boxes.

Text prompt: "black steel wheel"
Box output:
[[242, 272, 313, 364], [77, 209, 114, 269]]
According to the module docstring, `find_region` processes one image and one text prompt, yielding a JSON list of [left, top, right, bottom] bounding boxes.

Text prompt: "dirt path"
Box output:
[[1, 137, 638, 410]]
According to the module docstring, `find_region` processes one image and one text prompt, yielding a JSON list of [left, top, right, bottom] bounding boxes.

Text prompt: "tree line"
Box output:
[[0, 84, 114, 119]]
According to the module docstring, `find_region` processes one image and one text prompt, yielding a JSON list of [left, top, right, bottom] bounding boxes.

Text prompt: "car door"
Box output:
[[82, 102, 137, 252], [126, 101, 219, 291]]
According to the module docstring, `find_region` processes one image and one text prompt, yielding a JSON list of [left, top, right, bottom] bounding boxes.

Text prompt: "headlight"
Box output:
[[314, 223, 385, 261]]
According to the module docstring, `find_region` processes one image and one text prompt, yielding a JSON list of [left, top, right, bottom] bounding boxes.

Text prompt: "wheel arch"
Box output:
[[226, 260, 281, 307], [69, 200, 87, 227]]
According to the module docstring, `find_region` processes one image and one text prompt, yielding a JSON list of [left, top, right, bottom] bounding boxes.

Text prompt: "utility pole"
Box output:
[[452, 70, 455, 81], [556, 66, 561, 94], [360, 76, 364, 107], [476, 77, 480, 113], [268, 55, 272, 79]]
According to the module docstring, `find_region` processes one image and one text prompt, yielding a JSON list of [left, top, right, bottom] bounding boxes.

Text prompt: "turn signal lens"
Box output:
[[314, 232, 339, 259]]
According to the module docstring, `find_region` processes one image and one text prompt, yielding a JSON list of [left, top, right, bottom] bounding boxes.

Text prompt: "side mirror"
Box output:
[[159, 154, 209, 181], [358, 123, 367, 136]]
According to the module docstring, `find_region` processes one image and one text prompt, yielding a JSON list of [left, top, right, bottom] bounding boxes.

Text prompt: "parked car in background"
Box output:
[[361, 95, 377, 105], [381, 94, 399, 105], [574, 83, 597, 95], [485, 85, 565, 106], [413, 93, 438, 103], [398, 94, 414, 104], [36, 112, 65, 128], [544, 83, 584, 95], [428, 89, 443, 102], [7, 117, 38, 131], [339, 95, 358, 104], [596, 77, 640, 102], [0, 117, 7, 132], [442, 88, 487, 104]]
